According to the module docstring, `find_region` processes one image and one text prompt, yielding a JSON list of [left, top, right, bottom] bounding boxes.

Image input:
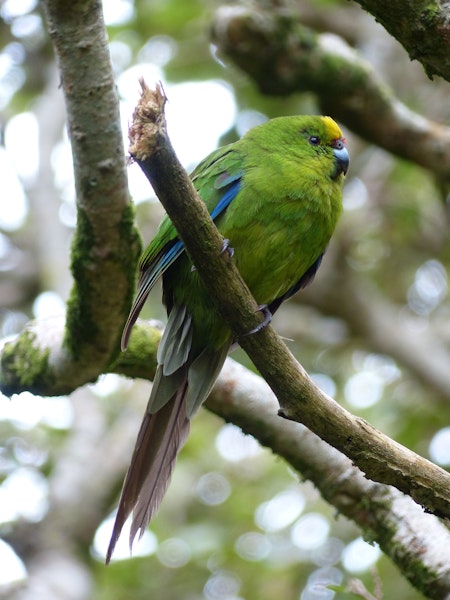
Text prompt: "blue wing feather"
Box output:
[[155, 178, 241, 283], [121, 178, 241, 350], [210, 180, 241, 220]]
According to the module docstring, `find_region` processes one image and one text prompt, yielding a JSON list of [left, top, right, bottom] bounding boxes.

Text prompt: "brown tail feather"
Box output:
[[106, 384, 190, 563]]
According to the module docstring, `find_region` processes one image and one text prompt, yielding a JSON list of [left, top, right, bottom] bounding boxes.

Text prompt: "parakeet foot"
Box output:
[[191, 239, 234, 272], [221, 238, 235, 259], [190, 239, 234, 273], [243, 304, 272, 336]]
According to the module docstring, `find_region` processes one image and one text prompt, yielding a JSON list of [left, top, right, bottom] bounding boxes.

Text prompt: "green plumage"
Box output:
[[107, 115, 349, 562]]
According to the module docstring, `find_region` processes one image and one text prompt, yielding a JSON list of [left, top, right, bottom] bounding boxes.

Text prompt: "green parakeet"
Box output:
[[106, 115, 349, 562]]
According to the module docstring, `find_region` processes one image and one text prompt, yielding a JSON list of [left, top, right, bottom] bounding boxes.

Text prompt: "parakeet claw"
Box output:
[[191, 239, 234, 272], [221, 238, 234, 259], [243, 304, 272, 336]]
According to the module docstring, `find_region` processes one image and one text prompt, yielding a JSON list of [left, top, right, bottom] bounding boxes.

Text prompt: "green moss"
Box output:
[[64, 206, 98, 356], [421, 2, 439, 23], [110, 323, 161, 379], [388, 544, 441, 595], [117, 201, 142, 314], [129, 323, 160, 360], [64, 197, 141, 364], [0, 330, 51, 396], [365, 493, 443, 597]]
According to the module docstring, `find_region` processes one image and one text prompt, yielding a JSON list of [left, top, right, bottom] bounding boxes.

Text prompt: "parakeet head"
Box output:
[[316, 115, 349, 178], [245, 114, 349, 181]]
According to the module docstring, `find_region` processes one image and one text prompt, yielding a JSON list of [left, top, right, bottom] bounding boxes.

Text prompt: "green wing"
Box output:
[[121, 144, 244, 350]]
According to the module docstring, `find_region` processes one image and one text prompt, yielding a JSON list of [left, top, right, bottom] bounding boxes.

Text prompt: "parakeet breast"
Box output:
[[218, 156, 343, 304]]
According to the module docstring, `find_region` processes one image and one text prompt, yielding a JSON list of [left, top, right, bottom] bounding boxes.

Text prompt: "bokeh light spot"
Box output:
[[429, 427, 450, 466], [235, 531, 271, 562], [197, 472, 231, 506], [157, 537, 191, 568], [291, 513, 330, 551], [255, 489, 305, 533], [341, 537, 381, 574], [216, 423, 262, 462]]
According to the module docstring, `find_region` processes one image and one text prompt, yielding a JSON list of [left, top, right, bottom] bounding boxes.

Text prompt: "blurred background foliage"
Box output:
[[1, 0, 449, 598]]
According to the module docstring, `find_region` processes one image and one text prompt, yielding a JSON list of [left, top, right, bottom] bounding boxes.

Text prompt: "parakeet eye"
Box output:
[[309, 136, 321, 146]]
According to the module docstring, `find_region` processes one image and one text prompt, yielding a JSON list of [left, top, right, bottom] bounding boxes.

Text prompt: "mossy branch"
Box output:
[[128, 80, 450, 527], [0, 0, 141, 396], [211, 4, 450, 180], [353, 0, 450, 82]]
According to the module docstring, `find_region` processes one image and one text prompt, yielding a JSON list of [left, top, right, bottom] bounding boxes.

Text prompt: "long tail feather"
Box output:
[[106, 382, 190, 563], [108, 301, 231, 564], [186, 344, 230, 417]]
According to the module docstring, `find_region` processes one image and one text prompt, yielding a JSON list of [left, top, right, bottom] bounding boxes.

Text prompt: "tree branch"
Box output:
[[352, 0, 450, 82], [210, 359, 450, 600], [113, 330, 450, 598], [0, 0, 141, 396], [211, 4, 450, 179], [126, 81, 450, 526]]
